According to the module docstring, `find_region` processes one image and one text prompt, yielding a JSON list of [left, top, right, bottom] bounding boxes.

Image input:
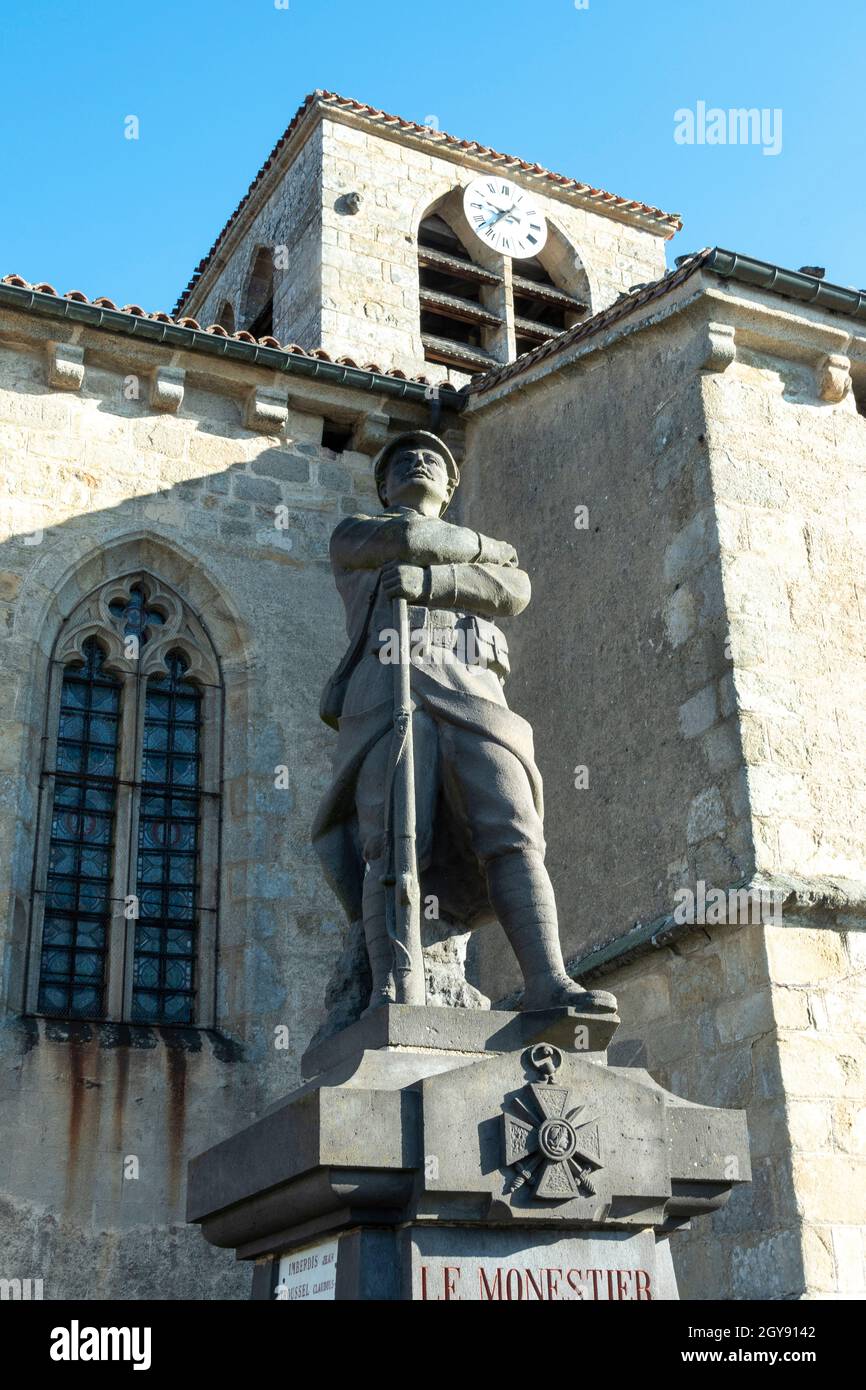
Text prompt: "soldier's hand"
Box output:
[[381, 562, 426, 602], [477, 534, 518, 567]]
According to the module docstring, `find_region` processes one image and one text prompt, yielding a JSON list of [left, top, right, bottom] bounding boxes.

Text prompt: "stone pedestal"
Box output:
[[188, 1005, 750, 1301]]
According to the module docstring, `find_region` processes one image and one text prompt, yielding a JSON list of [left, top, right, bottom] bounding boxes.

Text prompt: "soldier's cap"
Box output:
[[373, 430, 460, 515]]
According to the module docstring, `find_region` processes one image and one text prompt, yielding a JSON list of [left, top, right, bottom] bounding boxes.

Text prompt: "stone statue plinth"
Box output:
[[187, 1005, 750, 1301]]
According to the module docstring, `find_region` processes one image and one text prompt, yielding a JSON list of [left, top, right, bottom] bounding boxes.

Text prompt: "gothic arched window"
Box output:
[[29, 574, 222, 1027], [133, 655, 202, 1023]]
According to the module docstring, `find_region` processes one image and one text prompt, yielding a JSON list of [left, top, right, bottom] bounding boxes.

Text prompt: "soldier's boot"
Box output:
[[361, 857, 397, 1013], [486, 849, 617, 1014]]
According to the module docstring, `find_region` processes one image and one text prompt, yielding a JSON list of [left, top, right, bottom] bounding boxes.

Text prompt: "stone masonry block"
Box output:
[[353, 410, 389, 456], [232, 474, 281, 505], [687, 786, 727, 843], [250, 452, 310, 484], [679, 684, 718, 739]]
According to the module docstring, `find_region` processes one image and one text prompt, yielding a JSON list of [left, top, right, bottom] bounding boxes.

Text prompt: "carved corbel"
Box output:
[[816, 352, 851, 403], [353, 410, 390, 456], [244, 385, 289, 435], [150, 366, 185, 413], [701, 322, 737, 373], [46, 342, 84, 391]]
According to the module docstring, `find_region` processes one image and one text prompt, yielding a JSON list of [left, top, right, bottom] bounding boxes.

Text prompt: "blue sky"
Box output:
[[2, 0, 863, 313]]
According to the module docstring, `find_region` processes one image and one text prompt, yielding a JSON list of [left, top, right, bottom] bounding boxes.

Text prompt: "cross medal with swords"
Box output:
[[502, 1043, 603, 1200]]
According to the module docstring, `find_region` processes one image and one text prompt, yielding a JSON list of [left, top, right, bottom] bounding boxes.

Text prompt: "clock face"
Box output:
[[463, 177, 548, 259]]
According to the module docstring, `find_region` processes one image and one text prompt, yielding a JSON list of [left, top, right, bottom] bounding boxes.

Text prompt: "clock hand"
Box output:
[[479, 207, 511, 230]]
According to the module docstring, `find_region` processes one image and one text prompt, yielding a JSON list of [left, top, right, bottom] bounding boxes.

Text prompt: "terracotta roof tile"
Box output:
[[173, 89, 682, 314], [0, 272, 460, 394]]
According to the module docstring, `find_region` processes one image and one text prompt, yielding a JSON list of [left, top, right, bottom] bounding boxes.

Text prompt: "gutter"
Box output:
[[705, 247, 866, 320], [6, 250, 863, 413], [0, 283, 464, 410]]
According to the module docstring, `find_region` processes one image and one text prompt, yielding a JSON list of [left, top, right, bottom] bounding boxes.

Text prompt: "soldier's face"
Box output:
[[385, 448, 450, 515]]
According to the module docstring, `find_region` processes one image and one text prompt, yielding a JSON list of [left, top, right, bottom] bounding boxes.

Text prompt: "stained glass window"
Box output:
[[37, 638, 119, 1019], [131, 653, 201, 1024], [32, 575, 220, 1028]]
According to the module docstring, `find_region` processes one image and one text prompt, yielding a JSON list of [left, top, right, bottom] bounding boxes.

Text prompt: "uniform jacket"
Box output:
[[311, 508, 546, 926]]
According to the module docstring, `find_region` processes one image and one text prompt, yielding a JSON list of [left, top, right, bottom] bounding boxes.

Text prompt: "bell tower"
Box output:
[[175, 90, 680, 384]]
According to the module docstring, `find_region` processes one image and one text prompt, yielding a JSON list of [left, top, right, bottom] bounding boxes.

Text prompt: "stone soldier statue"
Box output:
[[312, 430, 616, 1016]]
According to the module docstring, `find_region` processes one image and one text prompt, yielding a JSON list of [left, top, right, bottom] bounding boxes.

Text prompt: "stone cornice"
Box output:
[[570, 872, 866, 987]]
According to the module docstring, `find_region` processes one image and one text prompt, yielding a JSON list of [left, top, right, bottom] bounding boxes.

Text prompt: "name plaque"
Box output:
[[275, 1238, 339, 1301], [411, 1227, 676, 1302]]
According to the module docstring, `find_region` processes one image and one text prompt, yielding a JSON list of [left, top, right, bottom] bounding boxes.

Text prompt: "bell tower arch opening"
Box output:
[[511, 221, 591, 359], [417, 190, 507, 374], [243, 246, 275, 339]]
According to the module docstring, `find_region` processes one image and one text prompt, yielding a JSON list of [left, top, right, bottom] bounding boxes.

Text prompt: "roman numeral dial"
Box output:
[[462, 176, 548, 259]]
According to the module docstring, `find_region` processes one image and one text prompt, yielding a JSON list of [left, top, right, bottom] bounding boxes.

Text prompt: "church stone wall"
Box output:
[[461, 280, 866, 981], [0, 303, 447, 1298], [701, 331, 866, 890], [600, 918, 866, 1299], [460, 303, 725, 999], [461, 279, 866, 1299]]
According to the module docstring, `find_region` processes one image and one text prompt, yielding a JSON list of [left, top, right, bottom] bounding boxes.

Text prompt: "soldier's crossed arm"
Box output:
[[331, 513, 517, 571], [379, 558, 530, 616], [423, 562, 530, 618]]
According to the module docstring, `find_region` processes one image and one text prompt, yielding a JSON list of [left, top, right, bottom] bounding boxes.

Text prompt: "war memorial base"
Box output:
[[188, 1003, 750, 1301]]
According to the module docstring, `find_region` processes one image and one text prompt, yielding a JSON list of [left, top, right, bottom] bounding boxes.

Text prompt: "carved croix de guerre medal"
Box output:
[[502, 1044, 603, 1201]]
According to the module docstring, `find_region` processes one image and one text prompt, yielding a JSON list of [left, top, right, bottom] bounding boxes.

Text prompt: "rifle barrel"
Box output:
[[390, 596, 425, 1004]]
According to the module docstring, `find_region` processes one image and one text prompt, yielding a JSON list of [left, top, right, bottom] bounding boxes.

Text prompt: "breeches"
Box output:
[[354, 709, 545, 869]]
